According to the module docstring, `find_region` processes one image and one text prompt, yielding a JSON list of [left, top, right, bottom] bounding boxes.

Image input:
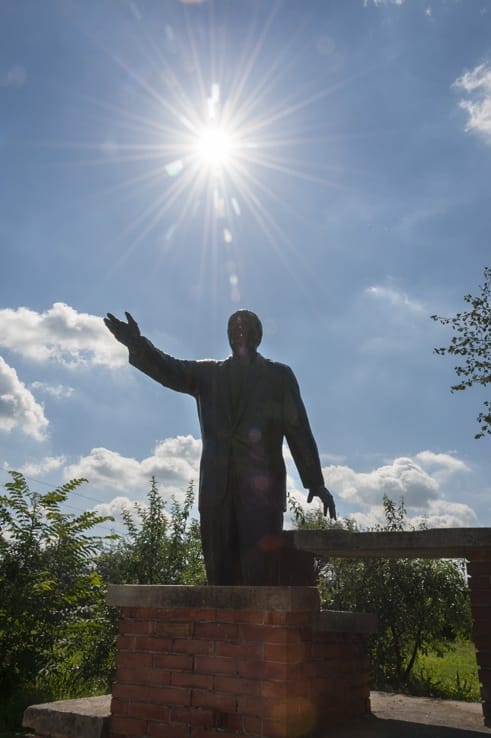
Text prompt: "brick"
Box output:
[[191, 688, 237, 713], [466, 548, 491, 560], [477, 651, 491, 669], [191, 729, 237, 738], [119, 618, 152, 635], [238, 659, 310, 681], [172, 671, 214, 690], [111, 682, 191, 706], [116, 635, 136, 651], [155, 607, 216, 621], [467, 561, 491, 577], [193, 622, 238, 640], [219, 609, 265, 624], [173, 638, 215, 655], [242, 715, 262, 735], [194, 655, 237, 675], [215, 641, 263, 660], [154, 653, 193, 670], [109, 698, 128, 716], [116, 650, 153, 668], [261, 680, 311, 700], [239, 624, 282, 643], [110, 716, 147, 735], [155, 621, 192, 638], [147, 721, 190, 738], [214, 675, 261, 696], [466, 574, 491, 589], [240, 625, 307, 645], [128, 702, 170, 721], [170, 707, 215, 727], [472, 621, 489, 640], [469, 590, 491, 605], [116, 665, 171, 686], [471, 605, 491, 623], [263, 611, 312, 626], [239, 696, 280, 722], [218, 712, 242, 731], [263, 643, 308, 664], [135, 636, 173, 652], [122, 607, 159, 619]]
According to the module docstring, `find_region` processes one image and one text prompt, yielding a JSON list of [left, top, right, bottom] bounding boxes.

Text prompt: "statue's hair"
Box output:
[[228, 310, 263, 346]]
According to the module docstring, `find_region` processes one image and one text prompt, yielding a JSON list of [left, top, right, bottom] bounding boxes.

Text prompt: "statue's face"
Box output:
[[228, 313, 260, 357]]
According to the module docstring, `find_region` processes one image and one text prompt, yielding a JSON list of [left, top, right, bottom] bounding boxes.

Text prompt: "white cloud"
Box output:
[[20, 455, 66, 477], [0, 303, 127, 369], [323, 456, 439, 508], [0, 356, 49, 441], [321, 450, 475, 528], [91, 495, 135, 524], [365, 285, 424, 313], [64, 435, 201, 494], [453, 63, 491, 142], [30, 381, 75, 398], [364, 0, 404, 6]]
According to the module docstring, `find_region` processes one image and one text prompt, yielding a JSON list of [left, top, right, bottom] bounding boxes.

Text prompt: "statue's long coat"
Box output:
[[129, 337, 324, 512]]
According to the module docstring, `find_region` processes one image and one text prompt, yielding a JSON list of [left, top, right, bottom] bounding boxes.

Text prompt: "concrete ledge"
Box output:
[[294, 527, 491, 559], [22, 695, 110, 738], [317, 610, 378, 634], [106, 584, 321, 611]]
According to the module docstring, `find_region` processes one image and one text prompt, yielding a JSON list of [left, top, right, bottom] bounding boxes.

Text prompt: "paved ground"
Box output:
[[330, 692, 491, 737]]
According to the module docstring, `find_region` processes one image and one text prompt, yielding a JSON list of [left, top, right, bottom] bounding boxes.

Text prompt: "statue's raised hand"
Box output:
[[104, 312, 141, 348]]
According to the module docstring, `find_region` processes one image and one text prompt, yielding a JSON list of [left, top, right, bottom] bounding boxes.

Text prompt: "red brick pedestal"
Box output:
[[106, 586, 376, 738], [466, 550, 491, 727]]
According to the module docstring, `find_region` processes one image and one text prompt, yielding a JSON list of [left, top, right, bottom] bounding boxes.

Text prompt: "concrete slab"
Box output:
[[22, 694, 110, 738]]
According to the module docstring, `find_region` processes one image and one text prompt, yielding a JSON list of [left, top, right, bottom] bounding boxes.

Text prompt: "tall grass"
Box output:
[[410, 640, 481, 702]]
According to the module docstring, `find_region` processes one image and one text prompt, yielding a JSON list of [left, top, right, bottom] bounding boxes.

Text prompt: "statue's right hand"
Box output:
[[104, 312, 141, 348]]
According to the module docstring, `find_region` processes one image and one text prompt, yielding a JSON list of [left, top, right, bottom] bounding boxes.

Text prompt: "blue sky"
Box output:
[[1, 0, 491, 534]]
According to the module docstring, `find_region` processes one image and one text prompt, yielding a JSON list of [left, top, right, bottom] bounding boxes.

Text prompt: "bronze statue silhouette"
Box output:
[[104, 309, 336, 585]]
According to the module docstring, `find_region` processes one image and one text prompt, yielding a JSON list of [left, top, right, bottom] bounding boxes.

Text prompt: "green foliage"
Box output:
[[411, 640, 480, 702], [0, 472, 116, 727], [432, 265, 491, 438], [290, 494, 472, 691], [97, 477, 206, 585]]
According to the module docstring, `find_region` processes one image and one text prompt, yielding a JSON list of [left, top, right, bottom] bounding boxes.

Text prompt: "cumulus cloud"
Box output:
[[321, 450, 475, 528], [0, 303, 127, 368], [364, 0, 404, 6], [323, 456, 439, 508], [91, 495, 135, 525], [0, 356, 48, 441], [453, 63, 491, 142], [64, 435, 201, 494], [30, 381, 75, 399], [19, 455, 66, 477]]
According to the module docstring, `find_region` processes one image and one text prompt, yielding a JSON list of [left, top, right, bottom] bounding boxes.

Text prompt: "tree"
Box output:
[[97, 478, 206, 585], [289, 495, 472, 690], [0, 472, 115, 725], [431, 266, 491, 438]]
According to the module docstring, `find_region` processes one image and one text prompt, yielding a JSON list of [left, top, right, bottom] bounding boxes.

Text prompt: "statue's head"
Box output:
[[227, 310, 262, 357]]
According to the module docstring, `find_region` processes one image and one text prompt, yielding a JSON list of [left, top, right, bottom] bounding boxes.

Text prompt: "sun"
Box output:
[[195, 123, 235, 169]]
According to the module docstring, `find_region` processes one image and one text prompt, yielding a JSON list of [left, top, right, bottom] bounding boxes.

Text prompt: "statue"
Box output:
[[104, 309, 336, 585]]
